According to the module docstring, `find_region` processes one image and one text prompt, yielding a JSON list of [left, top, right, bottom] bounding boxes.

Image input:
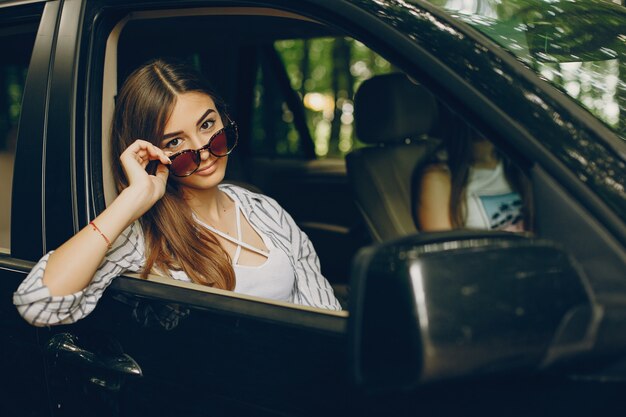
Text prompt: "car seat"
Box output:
[[346, 73, 441, 242]]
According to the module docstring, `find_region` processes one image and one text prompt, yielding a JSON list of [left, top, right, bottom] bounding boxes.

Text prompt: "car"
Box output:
[[1, 0, 625, 416]]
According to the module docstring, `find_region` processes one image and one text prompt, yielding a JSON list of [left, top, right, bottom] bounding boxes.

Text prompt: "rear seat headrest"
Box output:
[[354, 73, 438, 145]]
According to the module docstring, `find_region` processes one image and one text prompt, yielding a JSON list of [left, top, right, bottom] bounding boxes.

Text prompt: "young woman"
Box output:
[[416, 122, 532, 232], [14, 59, 341, 326]]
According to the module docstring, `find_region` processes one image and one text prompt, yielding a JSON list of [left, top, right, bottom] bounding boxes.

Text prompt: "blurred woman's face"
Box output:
[[470, 135, 495, 161]]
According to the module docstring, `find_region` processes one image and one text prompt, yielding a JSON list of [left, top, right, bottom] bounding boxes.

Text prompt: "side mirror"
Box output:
[[348, 231, 600, 390]]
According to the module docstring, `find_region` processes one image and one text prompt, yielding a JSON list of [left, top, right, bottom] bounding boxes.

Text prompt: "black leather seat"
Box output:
[[346, 73, 440, 242]]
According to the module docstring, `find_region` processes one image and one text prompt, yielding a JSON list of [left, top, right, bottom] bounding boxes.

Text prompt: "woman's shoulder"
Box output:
[[220, 183, 292, 234], [420, 162, 451, 178], [418, 146, 449, 175], [219, 182, 264, 200], [219, 183, 282, 210], [417, 163, 452, 199]]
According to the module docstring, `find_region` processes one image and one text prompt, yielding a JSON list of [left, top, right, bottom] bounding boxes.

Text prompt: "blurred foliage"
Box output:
[[1, 54, 31, 153], [252, 37, 393, 159]]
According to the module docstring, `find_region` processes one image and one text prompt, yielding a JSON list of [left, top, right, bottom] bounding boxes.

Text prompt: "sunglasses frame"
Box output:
[[167, 120, 238, 177]]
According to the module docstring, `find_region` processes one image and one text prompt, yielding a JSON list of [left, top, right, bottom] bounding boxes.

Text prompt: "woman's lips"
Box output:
[[194, 161, 217, 176]]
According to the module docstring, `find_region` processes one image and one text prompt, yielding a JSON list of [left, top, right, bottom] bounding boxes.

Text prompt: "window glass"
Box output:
[[425, 0, 626, 141], [251, 37, 393, 159], [0, 24, 38, 252]]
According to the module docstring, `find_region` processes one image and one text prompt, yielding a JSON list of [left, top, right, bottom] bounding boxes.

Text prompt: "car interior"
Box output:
[[101, 9, 390, 308], [94, 6, 626, 312], [347, 72, 442, 242], [97, 7, 524, 309]]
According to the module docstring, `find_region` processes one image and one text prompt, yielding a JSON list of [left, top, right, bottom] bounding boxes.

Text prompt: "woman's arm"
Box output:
[[42, 189, 144, 295], [41, 140, 170, 296], [416, 164, 453, 231], [13, 140, 171, 326], [13, 221, 145, 326]]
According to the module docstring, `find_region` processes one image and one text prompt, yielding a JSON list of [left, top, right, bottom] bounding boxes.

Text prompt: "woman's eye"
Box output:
[[200, 119, 215, 131], [165, 138, 182, 148]]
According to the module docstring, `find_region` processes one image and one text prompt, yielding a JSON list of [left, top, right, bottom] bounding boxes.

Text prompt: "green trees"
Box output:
[[274, 37, 392, 158]]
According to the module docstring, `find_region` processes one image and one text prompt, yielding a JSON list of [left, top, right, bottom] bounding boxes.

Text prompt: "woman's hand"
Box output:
[[119, 139, 171, 220]]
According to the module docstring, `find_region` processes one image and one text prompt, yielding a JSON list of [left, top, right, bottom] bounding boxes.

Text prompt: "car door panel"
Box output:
[[2, 3, 58, 416], [0, 262, 50, 417], [43, 276, 349, 417]]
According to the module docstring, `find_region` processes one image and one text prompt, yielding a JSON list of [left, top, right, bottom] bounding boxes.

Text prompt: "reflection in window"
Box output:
[[425, 0, 626, 140], [539, 60, 621, 128]]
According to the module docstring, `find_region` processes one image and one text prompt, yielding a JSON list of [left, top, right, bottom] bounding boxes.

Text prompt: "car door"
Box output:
[[0, 2, 60, 416], [8, 0, 626, 416], [338, 0, 626, 415], [28, 2, 355, 417]]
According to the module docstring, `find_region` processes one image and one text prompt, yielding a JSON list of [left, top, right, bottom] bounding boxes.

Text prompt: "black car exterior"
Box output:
[[1, 0, 626, 416]]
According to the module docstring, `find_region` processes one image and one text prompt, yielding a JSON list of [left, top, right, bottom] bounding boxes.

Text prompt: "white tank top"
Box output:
[[465, 162, 524, 231], [193, 202, 295, 302]]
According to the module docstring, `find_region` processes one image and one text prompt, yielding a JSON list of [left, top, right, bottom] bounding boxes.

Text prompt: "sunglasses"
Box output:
[[167, 121, 238, 177]]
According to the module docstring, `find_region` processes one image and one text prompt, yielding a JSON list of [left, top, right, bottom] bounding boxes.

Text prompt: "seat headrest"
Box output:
[[354, 73, 438, 145]]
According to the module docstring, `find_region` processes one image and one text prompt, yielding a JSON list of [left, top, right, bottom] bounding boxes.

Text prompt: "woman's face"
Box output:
[[159, 92, 228, 191], [470, 135, 495, 160]]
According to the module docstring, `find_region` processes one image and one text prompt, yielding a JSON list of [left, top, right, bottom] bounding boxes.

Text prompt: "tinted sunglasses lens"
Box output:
[[210, 125, 237, 156], [170, 151, 200, 176], [209, 130, 228, 156]]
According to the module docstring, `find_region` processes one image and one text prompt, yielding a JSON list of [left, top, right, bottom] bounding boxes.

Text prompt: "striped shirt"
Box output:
[[13, 184, 342, 326]]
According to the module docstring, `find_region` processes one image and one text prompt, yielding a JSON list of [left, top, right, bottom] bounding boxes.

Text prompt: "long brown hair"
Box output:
[[111, 59, 235, 289], [445, 122, 534, 230]]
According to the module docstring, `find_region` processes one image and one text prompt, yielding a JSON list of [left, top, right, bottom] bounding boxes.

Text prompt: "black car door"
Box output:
[[0, 2, 60, 416], [9, 0, 626, 416], [23, 1, 353, 416], [42, 277, 348, 417]]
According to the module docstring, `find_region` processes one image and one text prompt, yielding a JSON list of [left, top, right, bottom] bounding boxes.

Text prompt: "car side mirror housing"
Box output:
[[348, 231, 598, 390]]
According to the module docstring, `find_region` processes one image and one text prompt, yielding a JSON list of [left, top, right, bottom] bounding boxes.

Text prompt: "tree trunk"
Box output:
[[329, 38, 351, 157], [300, 40, 309, 98]]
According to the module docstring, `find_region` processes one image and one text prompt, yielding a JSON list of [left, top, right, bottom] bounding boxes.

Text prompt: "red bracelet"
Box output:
[[89, 221, 112, 250]]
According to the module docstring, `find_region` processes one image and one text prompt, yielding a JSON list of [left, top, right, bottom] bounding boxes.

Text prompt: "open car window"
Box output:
[[98, 6, 530, 312], [100, 8, 371, 313]]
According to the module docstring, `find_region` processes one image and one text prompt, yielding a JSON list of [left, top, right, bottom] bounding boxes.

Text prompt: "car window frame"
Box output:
[[6, 0, 56, 261], [82, 0, 626, 326], [0, 4, 59, 416], [84, 4, 350, 327]]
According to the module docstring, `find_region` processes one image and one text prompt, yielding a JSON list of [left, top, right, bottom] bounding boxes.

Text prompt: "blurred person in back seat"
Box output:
[[415, 121, 532, 232]]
